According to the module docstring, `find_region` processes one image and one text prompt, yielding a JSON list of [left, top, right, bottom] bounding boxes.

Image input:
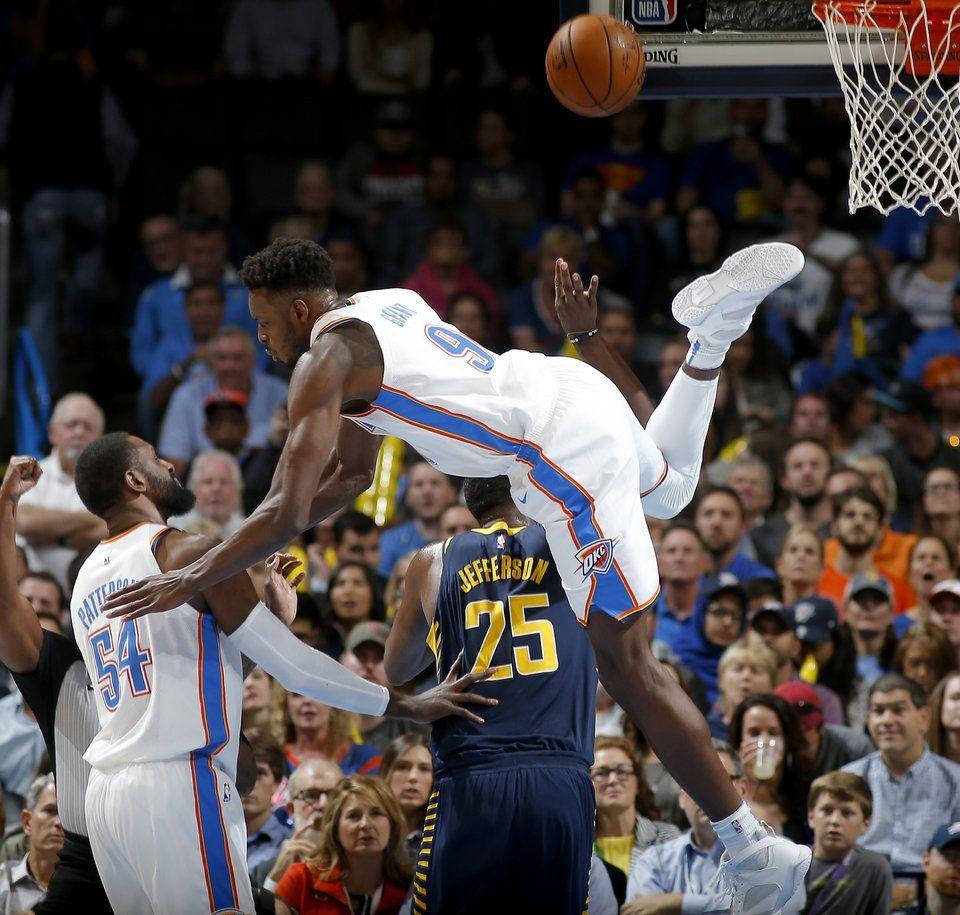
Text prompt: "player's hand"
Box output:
[[103, 569, 199, 621], [1, 456, 42, 504], [386, 652, 498, 724], [263, 552, 305, 626], [554, 258, 599, 337]]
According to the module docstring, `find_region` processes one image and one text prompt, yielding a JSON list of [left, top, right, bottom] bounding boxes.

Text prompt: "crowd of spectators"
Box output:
[[5, 1, 960, 914]]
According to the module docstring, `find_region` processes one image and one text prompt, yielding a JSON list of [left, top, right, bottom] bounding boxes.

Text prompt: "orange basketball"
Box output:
[[545, 14, 645, 118]]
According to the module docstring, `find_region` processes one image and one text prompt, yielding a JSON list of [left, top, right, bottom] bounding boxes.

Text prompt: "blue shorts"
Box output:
[[412, 758, 594, 915]]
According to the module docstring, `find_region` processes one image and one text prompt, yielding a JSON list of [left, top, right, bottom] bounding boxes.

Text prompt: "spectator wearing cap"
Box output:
[[653, 522, 710, 654], [158, 325, 289, 479], [139, 279, 225, 439], [903, 280, 960, 382], [335, 99, 424, 238], [708, 641, 777, 742], [843, 674, 960, 874], [878, 379, 960, 526], [843, 572, 899, 689], [752, 440, 834, 570], [804, 771, 893, 915], [673, 573, 748, 704], [923, 822, 960, 914], [775, 682, 874, 789], [168, 450, 245, 540], [694, 487, 775, 582], [923, 356, 960, 447], [931, 581, 960, 669], [767, 173, 859, 340], [622, 741, 752, 915], [818, 486, 916, 616], [749, 599, 845, 726], [340, 622, 428, 755], [130, 217, 258, 381]]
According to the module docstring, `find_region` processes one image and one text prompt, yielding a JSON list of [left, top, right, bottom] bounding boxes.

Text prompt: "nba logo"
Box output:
[[577, 538, 616, 580], [631, 0, 678, 25]]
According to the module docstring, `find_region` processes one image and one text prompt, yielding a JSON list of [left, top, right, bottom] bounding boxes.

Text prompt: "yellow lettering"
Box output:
[[490, 556, 500, 581], [481, 557, 491, 583], [501, 554, 511, 580], [464, 564, 479, 589], [458, 568, 472, 592], [532, 558, 549, 585], [522, 557, 534, 580], [512, 558, 522, 579], [472, 560, 485, 585]]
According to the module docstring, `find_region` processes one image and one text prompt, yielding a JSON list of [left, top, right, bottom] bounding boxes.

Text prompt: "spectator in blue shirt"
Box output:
[[875, 202, 934, 277], [903, 279, 960, 381], [243, 739, 292, 874], [623, 739, 753, 914], [130, 216, 258, 378], [157, 326, 288, 478], [378, 461, 457, 577], [694, 487, 776, 583], [677, 98, 791, 226], [653, 523, 710, 654]]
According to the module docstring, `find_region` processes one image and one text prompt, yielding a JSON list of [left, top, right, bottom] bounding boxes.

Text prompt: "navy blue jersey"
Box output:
[[429, 522, 597, 773]]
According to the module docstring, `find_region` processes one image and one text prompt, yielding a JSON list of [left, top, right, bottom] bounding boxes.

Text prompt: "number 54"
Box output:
[[465, 593, 558, 680]]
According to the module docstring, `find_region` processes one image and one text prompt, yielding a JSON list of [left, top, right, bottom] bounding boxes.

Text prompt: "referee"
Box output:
[[0, 457, 111, 914]]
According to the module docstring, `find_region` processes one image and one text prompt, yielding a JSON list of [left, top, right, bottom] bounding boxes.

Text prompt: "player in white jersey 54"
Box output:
[[102, 238, 810, 913], [69, 433, 495, 914]]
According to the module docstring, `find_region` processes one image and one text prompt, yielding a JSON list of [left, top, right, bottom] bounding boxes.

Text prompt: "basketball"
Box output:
[[545, 14, 645, 118]]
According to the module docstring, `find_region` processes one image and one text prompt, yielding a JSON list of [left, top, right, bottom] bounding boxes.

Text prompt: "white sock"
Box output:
[[685, 333, 727, 370], [711, 801, 762, 857]]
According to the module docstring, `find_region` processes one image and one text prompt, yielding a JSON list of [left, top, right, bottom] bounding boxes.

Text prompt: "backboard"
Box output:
[[585, 0, 903, 97]]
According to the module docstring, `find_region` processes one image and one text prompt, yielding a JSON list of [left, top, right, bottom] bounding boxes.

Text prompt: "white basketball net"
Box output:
[[815, 0, 960, 216]]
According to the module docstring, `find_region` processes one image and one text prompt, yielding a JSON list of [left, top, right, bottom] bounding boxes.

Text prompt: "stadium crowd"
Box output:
[[4, 1, 960, 913]]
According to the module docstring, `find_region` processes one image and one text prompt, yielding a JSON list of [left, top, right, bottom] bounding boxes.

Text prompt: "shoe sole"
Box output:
[[672, 242, 805, 329]]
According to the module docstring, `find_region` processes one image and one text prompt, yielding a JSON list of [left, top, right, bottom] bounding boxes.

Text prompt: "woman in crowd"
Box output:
[[776, 525, 826, 608], [707, 642, 778, 743], [729, 694, 808, 843], [928, 672, 960, 766], [446, 291, 497, 349], [723, 322, 793, 431], [275, 776, 412, 915], [242, 666, 281, 743], [890, 212, 960, 330], [919, 465, 960, 556], [898, 534, 957, 636], [592, 736, 680, 887], [278, 691, 381, 776], [665, 204, 726, 300], [325, 561, 387, 647], [891, 622, 957, 695], [825, 373, 892, 460], [380, 734, 433, 864]]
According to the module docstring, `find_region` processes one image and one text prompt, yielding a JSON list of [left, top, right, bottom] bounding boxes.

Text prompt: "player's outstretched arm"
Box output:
[[0, 458, 45, 673], [384, 542, 442, 685], [554, 258, 655, 425], [104, 332, 377, 621]]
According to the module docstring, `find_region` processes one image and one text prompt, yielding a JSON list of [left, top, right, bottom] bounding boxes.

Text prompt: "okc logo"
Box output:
[[577, 538, 617, 580]]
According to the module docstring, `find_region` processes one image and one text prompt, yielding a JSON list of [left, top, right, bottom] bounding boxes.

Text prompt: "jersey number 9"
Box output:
[[464, 593, 559, 680], [426, 325, 496, 373]]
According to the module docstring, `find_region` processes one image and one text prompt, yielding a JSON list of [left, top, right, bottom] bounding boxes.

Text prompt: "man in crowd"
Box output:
[[307, 509, 382, 595], [803, 771, 892, 915], [843, 675, 960, 877], [168, 449, 246, 540], [0, 775, 64, 913], [752, 439, 833, 569], [623, 741, 758, 914], [439, 504, 477, 539], [15, 393, 105, 592], [653, 522, 710, 652], [788, 393, 832, 442], [158, 326, 288, 477], [694, 487, 774, 581], [244, 739, 292, 876], [930, 581, 960, 668], [18, 571, 67, 633], [725, 453, 775, 541], [378, 461, 457, 577], [923, 822, 960, 915]]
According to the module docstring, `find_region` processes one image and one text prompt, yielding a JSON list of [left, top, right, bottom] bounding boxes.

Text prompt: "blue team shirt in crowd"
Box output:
[[378, 520, 428, 578], [902, 325, 960, 380]]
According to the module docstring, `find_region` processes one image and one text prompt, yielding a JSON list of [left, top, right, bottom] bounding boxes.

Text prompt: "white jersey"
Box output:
[[70, 522, 242, 780], [312, 289, 550, 477]]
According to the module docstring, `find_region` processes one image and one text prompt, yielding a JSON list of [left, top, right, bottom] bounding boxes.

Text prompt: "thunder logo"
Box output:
[[576, 538, 617, 580]]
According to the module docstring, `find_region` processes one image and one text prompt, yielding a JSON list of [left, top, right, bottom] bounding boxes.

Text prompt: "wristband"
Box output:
[[567, 328, 599, 344]]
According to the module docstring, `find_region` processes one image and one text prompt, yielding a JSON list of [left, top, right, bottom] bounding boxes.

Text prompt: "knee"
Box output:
[[589, 615, 661, 688]]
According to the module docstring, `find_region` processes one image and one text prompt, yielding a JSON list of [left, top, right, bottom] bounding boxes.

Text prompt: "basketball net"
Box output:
[[813, 0, 960, 216]]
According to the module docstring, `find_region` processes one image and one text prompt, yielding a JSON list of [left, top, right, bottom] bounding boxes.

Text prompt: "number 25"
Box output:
[[464, 593, 559, 680]]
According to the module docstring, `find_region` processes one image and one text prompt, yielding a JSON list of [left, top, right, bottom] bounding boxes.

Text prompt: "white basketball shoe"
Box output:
[[672, 242, 804, 369], [716, 823, 812, 914]]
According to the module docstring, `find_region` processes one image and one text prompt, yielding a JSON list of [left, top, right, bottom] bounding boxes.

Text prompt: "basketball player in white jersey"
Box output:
[[69, 433, 495, 914], [103, 239, 810, 912]]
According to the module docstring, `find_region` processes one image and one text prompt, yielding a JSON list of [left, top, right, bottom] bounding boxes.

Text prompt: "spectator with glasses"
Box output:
[[258, 758, 343, 890], [919, 466, 960, 559], [592, 736, 681, 889]]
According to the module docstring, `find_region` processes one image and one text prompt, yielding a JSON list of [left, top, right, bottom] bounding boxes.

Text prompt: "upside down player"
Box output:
[[384, 474, 611, 915], [102, 238, 812, 913], [68, 435, 494, 914]]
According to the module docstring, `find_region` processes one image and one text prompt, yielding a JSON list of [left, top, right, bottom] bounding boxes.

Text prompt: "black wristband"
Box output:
[[567, 328, 599, 344]]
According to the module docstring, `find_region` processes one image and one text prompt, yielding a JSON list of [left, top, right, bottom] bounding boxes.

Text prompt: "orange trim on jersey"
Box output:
[[615, 585, 661, 620], [639, 457, 669, 498], [208, 756, 240, 903], [196, 616, 212, 749], [190, 752, 217, 911], [99, 521, 152, 544]]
